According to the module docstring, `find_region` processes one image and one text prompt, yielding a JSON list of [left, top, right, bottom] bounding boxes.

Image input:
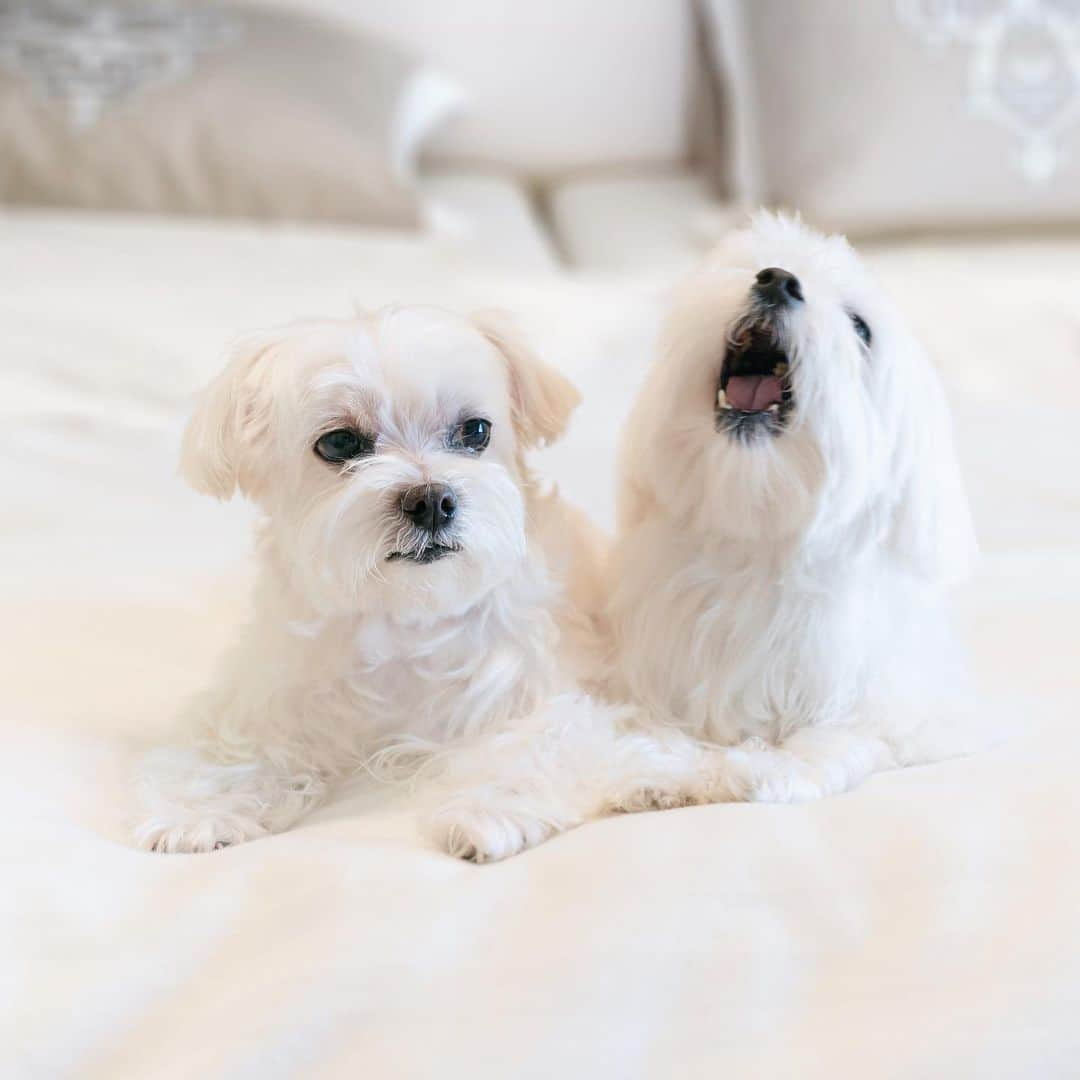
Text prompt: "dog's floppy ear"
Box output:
[[885, 342, 977, 585], [180, 331, 279, 500], [471, 311, 581, 448]]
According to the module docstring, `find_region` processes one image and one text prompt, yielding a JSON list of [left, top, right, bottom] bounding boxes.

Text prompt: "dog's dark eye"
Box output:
[[450, 417, 492, 453], [314, 428, 374, 463], [850, 312, 872, 346]]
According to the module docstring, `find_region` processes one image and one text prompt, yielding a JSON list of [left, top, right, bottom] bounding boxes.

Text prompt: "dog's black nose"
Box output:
[[754, 267, 803, 305], [401, 484, 457, 533]]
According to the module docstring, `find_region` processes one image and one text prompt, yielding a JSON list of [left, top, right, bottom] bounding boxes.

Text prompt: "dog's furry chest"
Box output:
[[690, 566, 874, 740], [205, 556, 571, 770], [615, 531, 922, 742], [334, 613, 552, 743]]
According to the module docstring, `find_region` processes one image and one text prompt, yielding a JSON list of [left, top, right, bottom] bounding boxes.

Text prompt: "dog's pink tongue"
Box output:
[[725, 374, 783, 411]]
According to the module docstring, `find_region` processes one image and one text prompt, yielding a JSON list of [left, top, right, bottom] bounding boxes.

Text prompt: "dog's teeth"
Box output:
[[767, 403, 780, 413], [717, 388, 728, 408], [773, 362, 789, 377]]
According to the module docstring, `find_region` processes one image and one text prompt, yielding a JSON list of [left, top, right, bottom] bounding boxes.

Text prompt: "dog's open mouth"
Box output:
[[386, 543, 461, 565], [715, 325, 792, 440]]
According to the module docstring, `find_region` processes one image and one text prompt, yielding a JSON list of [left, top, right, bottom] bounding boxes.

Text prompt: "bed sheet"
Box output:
[[2, 211, 1078, 1078]]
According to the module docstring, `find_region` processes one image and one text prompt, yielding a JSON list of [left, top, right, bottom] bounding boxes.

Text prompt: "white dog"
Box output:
[[136, 307, 641, 861], [607, 215, 979, 806]]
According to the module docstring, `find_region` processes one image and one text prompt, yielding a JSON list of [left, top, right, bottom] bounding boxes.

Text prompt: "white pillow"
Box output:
[[236, 0, 694, 177]]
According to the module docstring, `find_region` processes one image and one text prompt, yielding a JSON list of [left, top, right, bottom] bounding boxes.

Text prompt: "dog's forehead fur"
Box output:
[[281, 309, 512, 437], [356, 308, 508, 411]]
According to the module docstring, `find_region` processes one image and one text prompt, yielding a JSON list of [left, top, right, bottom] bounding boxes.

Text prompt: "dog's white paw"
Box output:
[[429, 801, 557, 864], [608, 782, 707, 814], [722, 746, 825, 804], [134, 815, 266, 854]]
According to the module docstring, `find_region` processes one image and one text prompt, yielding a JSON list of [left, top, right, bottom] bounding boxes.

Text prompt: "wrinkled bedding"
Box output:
[[2, 210, 1078, 1078]]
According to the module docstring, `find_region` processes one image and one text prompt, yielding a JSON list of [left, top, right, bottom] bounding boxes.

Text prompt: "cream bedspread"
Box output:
[[2, 211, 1078, 1078]]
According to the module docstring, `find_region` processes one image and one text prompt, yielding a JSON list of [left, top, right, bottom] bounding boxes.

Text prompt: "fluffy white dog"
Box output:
[[607, 214, 979, 806], [136, 307, 637, 861]]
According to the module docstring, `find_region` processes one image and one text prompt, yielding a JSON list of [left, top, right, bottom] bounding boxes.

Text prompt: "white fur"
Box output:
[[136, 307, 635, 861], [607, 214, 980, 807]]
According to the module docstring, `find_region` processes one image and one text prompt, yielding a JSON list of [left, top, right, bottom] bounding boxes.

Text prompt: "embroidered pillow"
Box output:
[[0, 1, 460, 225], [698, 0, 1080, 234]]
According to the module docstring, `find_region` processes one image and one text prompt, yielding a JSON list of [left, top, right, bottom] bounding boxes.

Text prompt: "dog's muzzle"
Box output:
[[716, 272, 798, 441], [386, 482, 463, 564], [386, 542, 460, 565]]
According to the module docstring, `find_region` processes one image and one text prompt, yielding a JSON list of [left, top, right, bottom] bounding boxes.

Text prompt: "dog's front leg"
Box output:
[[422, 702, 748, 861], [422, 697, 636, 863], [134, 747, 329, 853], [721, 727, 896, 803], [427, 780, 578, 864]]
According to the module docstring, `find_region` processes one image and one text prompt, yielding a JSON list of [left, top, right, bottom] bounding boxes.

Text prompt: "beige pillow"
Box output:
[[0, 1, 459, 224], [700, 0, 1080, 235]]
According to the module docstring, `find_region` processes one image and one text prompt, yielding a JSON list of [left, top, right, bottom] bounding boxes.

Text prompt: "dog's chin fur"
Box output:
[[135, 307, 652, 862], [607, 213, 982, 807], [274, 462, 527, 623]]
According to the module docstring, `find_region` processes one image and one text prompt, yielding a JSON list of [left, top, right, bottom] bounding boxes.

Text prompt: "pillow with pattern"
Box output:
[[0, 1, 461, 224], [698, 0, 1080, 235]]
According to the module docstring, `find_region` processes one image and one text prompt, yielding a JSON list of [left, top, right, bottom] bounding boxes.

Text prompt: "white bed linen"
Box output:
[[2, 210, 1078, 1078]]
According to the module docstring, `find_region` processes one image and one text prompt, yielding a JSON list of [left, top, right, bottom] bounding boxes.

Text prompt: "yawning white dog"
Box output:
[[136, 307, 631, 860], [607, 215, 979, 805]]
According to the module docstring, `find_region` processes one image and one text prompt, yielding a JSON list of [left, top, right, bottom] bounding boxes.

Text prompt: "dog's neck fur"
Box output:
[[189, 527, 567, 774]]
